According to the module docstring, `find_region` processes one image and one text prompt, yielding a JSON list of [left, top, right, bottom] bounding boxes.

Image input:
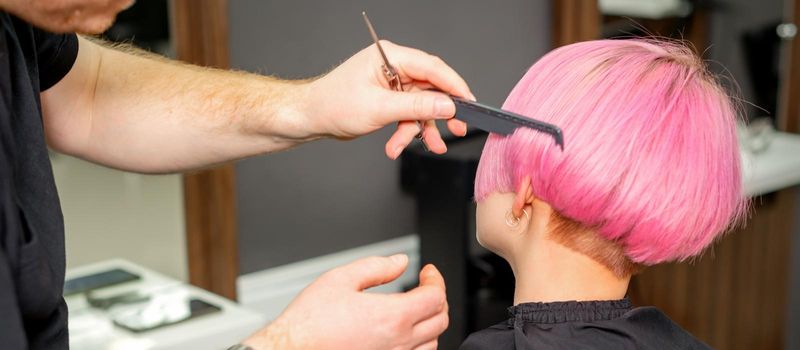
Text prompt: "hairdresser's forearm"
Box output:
[[42, 37, 318, 173]]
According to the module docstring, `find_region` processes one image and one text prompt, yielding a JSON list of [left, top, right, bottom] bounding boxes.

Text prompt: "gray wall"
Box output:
[[229, 0, 551, 274]]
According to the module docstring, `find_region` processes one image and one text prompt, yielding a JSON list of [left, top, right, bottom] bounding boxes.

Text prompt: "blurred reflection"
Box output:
[[601, 0, 788, 125]]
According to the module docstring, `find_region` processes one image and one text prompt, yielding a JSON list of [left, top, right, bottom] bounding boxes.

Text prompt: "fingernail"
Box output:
[[390, 254, 408, 265], [435, 97, 455, 117], [469, 93, 477, 101]]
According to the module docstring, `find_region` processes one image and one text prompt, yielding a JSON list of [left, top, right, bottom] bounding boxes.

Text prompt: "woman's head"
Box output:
[[474, 39, 746, 275]]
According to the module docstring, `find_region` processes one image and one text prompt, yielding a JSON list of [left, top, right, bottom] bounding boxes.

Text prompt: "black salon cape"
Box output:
[[0, 13, 78, 350], [460, 299, 711, 350]]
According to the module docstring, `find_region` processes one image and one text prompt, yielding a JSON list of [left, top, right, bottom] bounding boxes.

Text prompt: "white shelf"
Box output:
[[66, 259, 265, 350], [599, 0, 692, 19], [742, 132, 800, 197]]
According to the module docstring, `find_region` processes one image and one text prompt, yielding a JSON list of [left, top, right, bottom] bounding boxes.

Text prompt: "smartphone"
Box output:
[[113, 298, 222, 333], [64, 268, 141, 296]]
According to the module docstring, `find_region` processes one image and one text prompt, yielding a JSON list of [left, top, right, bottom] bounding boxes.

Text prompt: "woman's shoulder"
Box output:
[[458, 306, 712, 350], [615, 306, 712, 349], [459, 321, 515, 350]]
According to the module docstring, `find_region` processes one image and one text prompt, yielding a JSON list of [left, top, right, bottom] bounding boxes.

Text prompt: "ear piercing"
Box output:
[[505, 209, 530, 227]]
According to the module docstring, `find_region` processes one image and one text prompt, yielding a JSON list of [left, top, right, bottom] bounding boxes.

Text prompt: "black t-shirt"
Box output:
[[460, 299, 711, 349], [0, 13, 78, 350]]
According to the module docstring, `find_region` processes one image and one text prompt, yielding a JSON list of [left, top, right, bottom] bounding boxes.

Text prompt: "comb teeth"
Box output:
[[452, 97, 564, 150]]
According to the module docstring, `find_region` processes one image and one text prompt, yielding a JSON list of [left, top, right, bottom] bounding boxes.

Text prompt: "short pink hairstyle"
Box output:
[[475, 39, 747, 266]]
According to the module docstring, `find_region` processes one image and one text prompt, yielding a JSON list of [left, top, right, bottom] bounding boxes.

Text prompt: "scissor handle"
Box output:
[[382, 65, 404, 92]]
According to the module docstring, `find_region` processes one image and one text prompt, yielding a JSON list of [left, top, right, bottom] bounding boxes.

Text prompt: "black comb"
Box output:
[[452, 97, 564, 150]]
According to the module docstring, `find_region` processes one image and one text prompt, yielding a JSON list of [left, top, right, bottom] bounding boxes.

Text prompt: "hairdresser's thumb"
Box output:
[[382, 90, 456, 123], [418, 264, 446, 291]]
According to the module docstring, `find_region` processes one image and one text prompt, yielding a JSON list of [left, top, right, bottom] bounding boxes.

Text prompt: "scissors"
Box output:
[[360, 12, 564, 150], [362, 11, 429, 151]]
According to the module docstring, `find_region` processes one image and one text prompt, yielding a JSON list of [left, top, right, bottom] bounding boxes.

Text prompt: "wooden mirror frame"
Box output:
[[171, 0, 239, 300]]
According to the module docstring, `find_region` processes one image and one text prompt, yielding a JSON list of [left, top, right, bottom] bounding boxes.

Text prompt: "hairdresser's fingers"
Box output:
[[383, 41, 475, 100], [403, 84, 467, 137], [323, 255, 409, 291], [401, 265, 448, 348], [406, 81, 435, 92], [421, 120, 447, 154], [411, 313, 448, 348], [397, 265, 447, 323], [447, 118, 468, 137], [385, 121, 424, 159], [412, 339, 439, 350], [418, 264, 446, 293], [380, 89, 456, 124]]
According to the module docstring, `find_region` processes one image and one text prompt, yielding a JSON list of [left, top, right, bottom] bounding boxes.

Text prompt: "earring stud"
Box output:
[[505, 209, 529, 227]]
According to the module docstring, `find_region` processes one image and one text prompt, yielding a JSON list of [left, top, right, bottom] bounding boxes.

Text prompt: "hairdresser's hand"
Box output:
[[300, 40, 475, 159], [242, 255, 448, 350]]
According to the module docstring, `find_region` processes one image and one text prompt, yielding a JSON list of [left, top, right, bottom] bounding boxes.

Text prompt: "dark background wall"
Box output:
[[228, 0, 551, 274], [707, 0, 786, 119]]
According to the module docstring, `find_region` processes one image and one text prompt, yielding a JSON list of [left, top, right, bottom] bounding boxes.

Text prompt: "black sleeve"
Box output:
[[0, 140, 28, 349], [32, 29, 78, 91], [0, 250, 27, 349]]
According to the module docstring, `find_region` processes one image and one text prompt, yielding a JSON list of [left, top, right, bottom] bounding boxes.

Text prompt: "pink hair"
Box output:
[[474, 39, 747, 264]]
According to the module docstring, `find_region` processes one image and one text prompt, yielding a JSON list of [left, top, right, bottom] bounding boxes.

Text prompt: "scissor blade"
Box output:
[[452, 97, 564, 149], [362, 11, 392, 67], [362, 12, 380, 44]]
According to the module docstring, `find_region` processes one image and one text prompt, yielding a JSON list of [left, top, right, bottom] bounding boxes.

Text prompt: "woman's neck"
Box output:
[[508, 235, 631, 305]]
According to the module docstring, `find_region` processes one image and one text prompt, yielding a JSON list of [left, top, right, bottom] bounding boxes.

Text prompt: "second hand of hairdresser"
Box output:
[[1, 2, 475, 350]]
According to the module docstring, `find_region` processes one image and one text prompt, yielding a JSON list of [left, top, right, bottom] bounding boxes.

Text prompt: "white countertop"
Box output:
[[66, 259, 265, 350], [742, 131, 800, 196]]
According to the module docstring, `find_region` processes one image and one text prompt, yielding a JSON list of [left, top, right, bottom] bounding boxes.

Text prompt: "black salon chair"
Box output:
[[400, 132, 515, 349]]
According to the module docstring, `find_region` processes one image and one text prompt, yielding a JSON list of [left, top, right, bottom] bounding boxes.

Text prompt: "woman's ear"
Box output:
[[512, 175, 534, 218]]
